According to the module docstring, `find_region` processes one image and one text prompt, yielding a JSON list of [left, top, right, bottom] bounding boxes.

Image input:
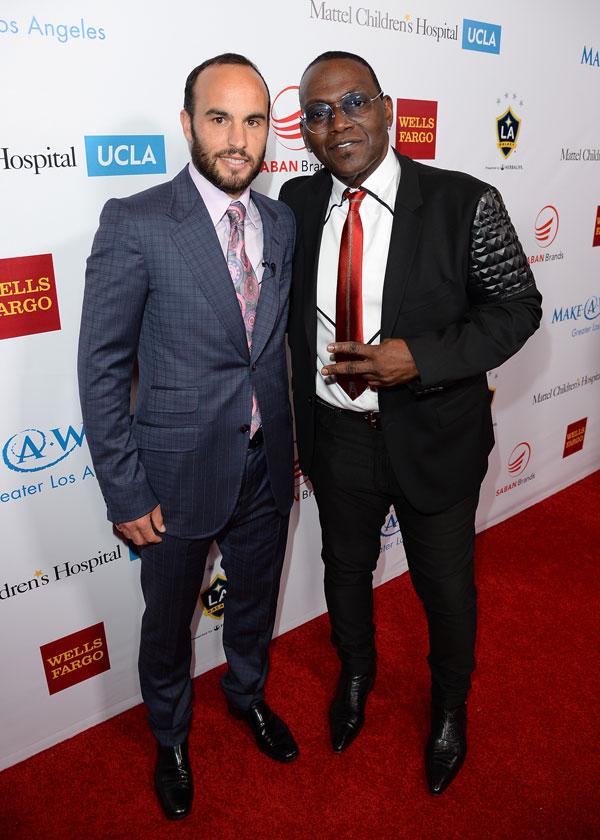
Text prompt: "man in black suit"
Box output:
[[280, 51, 542, 794]]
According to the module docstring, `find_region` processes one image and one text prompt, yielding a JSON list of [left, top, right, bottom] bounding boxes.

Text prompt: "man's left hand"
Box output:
[[322, 339, 419, 387]]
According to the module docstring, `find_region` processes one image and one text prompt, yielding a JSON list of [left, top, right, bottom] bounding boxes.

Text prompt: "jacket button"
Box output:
[[251, 363, 257, 371], [308, 396, 314, 405], [239, 424, 250, 433]]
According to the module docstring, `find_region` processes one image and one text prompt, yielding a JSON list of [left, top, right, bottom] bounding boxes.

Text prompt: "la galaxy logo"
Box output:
[[496, 104, 521, 159], [486, 93, 525, 172], [200, 573, 226, 619]]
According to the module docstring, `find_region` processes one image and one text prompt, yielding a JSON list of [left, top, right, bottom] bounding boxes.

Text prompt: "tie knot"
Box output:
[[227, 201, 246, 227], [343, 189, 367, 211]]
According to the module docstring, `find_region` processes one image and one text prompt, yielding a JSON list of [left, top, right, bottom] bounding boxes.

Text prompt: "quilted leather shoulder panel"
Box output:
[[469, 187, 535, 302]]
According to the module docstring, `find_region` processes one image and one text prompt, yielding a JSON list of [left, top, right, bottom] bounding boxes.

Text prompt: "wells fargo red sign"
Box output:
[[593, 207, 600, 247], [0, 253, 61, 340], [395, 98, 438, 160], [40, 621, 110, 695], [563, 418, 587, 458]]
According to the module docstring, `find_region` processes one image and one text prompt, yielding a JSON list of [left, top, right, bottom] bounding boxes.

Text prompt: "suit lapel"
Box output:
[[169, 167, 249, 361], [302, 172, 331, 357], [381, 153, 423, 338], [250, 191, 282, 363]]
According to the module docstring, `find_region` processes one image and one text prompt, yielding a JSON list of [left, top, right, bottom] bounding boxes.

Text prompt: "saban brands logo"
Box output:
[[528, 205, 564, 265], [462, 19, 501, 54], [271, 86, 304, 151], [395, 98, 437, 160], [293, 442, 314, 501], [200, 573, 227, 619], [593, 206, 600, 247], [496, 442, 535, 496], [0, 254, 61, 340], [262, 86, 321, 175], [84, 135, 166, 177], [563, 418, 587, 458], [40, 622, 110, 695], [535, 206, 559, 247]]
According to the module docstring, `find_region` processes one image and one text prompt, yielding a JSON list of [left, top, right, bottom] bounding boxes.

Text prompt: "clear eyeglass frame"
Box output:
[[301, 90, 384, 134]]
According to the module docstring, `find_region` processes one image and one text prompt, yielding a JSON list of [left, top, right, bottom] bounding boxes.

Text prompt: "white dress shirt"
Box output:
[[316, 144, 401, 412]]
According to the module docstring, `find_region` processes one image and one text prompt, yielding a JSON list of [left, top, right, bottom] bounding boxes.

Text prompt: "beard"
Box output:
[[190, 125, 265, 195]]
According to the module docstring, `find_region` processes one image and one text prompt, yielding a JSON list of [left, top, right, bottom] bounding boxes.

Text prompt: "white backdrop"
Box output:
[[1, 0, 598, 770]]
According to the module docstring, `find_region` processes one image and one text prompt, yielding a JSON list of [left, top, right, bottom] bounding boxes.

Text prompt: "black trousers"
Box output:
[[138, 442, 289, 746], [310, 400, 479, 708]]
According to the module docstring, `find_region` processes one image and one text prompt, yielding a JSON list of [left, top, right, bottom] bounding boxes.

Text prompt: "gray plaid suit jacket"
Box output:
[[78, 166, 295, 538]]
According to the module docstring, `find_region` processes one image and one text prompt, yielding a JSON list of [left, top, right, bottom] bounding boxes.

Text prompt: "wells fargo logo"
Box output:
[[563, 418, 587, 458], [593, 206, 600, 247], [395, 98, 437, 160], [40, 621, 110, 695], [0, 253, 61, 340], [200, 573, 226, 620]]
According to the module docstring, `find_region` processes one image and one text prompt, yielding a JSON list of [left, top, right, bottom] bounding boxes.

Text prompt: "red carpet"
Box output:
[[2, 471, 599, 840]]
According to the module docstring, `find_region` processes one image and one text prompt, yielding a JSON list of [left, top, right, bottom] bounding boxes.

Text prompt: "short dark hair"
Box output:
[[300, 51, 382, 94], [183, 53, 271, 118]]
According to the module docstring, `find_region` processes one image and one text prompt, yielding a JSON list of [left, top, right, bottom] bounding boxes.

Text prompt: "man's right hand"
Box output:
[[116, 504, 166, 546]]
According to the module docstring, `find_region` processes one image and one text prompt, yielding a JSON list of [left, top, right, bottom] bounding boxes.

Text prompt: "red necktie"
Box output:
[[336, 189, 367, 400]]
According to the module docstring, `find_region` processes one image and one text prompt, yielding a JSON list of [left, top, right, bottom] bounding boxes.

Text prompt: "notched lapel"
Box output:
[[249, 193, 284, 362], [381, 155, 423, 338], [302, 177, 331, 356], [169, 169, 249, 361]]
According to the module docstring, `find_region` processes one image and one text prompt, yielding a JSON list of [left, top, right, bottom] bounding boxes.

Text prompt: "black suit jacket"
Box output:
[[280, 152, 542, 514]]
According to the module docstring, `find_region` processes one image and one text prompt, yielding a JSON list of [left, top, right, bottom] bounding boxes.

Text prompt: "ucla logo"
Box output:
[[84, 135, 166, 177], [496, 107, 521, 159], [2, 425, 86, 473], [462, 19, 501, 54]]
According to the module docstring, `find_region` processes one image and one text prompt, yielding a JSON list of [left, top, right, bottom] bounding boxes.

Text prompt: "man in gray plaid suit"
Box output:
[[78, 54, 298, 821]]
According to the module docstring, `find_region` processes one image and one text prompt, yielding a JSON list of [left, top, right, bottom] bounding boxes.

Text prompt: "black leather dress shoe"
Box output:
[[425, 704, 467, 795], [154, 740, 194, 820], [329, 668, 376, 753], [229, 700, 299, 763]]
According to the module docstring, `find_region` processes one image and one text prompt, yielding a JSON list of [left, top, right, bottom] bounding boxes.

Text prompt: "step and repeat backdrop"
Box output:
[[1, 0, 598, 770]]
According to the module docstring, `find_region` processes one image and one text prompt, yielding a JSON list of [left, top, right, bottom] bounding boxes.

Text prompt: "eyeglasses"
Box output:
[[301, 90, 384, 134]]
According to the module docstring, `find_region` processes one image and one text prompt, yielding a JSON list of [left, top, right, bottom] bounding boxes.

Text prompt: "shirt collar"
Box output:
[[188, 162, 260, 228], [330, 143, 400, 206]]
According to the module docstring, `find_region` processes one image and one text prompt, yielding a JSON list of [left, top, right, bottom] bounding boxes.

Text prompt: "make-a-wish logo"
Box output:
[[84, 135, 166, 177], [2, 424, 85, 473], [462, 19, 501, 54]]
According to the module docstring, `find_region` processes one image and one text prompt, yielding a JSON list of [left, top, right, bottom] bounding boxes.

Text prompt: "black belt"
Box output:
[[315, 396, 382, 430], [248, 426, 264, 449]]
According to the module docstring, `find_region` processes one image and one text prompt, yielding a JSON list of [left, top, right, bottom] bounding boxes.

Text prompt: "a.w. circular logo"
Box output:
[[271, 86, 304, 151], [508, 442, 531, 476], [535, 205, 559, 248], [2, 424, 86, 473]]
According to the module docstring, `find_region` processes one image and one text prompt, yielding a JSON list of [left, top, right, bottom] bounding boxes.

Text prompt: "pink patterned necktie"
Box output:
[[226, 201, 261, 436]]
